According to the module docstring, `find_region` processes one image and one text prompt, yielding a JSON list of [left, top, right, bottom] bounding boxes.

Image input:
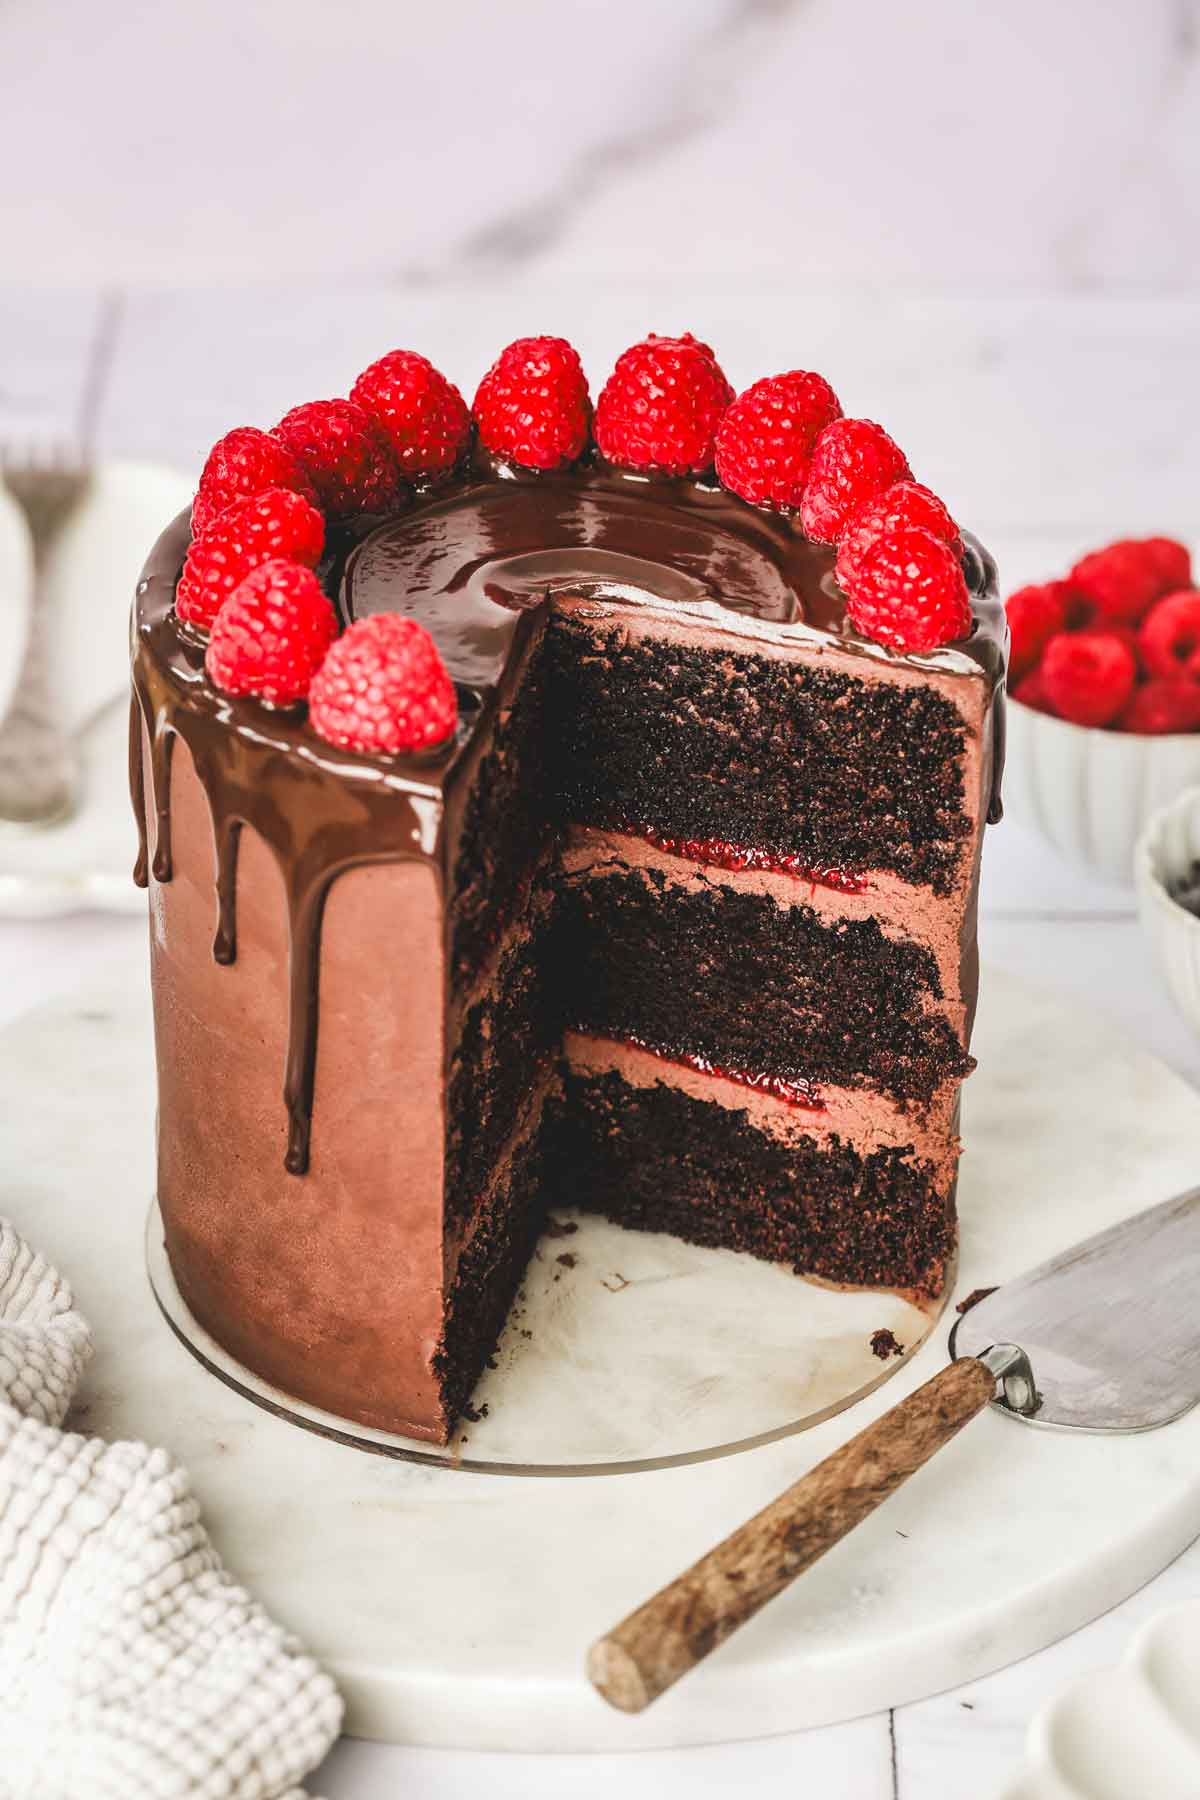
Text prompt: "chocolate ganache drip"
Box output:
[[130, 460, 1006, 1174]]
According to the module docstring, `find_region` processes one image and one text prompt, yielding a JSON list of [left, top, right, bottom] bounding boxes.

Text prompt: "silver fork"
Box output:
[[0, 446, 92, 825]]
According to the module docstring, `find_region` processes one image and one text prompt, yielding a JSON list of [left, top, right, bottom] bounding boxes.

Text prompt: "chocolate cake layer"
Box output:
[[449, 626, 554, 984], [547, 613, 975, 894], [544, 1066, 953, 1299], [553, 859, 973, 1105], [446, 878, 557, 1236], [435, 1099, 549, 1431]]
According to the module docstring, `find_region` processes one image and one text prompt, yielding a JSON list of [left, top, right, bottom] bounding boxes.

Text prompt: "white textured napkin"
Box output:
[[0, 1218, 342, 1799]]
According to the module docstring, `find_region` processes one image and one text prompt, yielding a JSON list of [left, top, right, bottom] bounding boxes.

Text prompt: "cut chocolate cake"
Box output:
[[131, 335, 1006, 1443]]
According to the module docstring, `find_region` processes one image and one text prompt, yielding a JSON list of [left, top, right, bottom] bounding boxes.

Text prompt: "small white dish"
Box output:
[[0, 459, 192, 919], [0, 484, 33, 724], [1005, 697, 1200, 889], [1000, 1601, 1200, 1800], [1135, 786, 1200, 1036]]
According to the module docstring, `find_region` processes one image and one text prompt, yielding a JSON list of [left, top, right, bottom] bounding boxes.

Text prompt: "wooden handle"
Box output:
[[588, 1356, 996, 1713]]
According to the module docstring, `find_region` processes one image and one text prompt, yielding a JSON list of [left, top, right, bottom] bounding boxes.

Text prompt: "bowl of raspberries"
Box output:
[[1136, 786, 1200, 1037], [1004, 534, 1200, 884]]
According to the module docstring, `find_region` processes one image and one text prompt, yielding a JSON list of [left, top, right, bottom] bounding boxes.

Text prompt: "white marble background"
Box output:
[[1, 2, 1200, 1796], [1, 0, 1198, 287]]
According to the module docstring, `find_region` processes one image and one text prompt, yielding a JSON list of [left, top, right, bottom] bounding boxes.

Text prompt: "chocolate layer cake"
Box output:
[[131, 340, 1005, 1444]]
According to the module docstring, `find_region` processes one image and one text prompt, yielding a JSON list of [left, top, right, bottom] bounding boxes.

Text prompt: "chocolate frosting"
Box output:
[[131, 458, 1006, 1173]]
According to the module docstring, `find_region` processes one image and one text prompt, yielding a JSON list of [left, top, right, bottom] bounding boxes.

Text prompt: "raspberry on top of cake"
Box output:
[[130, 332, 1006, 1444]]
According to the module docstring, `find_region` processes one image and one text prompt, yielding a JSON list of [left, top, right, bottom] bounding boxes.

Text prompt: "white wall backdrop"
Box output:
[[2, 0, 1196, 286]]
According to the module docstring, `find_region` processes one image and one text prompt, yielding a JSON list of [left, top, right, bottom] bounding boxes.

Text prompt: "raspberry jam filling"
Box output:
[[618, 1034, 827, 1112], [617, 824, 868, 895]]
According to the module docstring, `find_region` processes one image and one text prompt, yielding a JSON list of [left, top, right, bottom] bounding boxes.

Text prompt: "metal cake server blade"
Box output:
[[949, 1183, 1200, 1432], [589, 1185, 1200, 1713]]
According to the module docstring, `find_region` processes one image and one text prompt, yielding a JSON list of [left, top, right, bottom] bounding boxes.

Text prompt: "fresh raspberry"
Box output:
[[594, 332, 733, 476], [273, 399, 399, 520], [841, 525, 973, 653], [473, 335, 590, 471], [308, 614, 458, 755], [713, 370, 842, 510], [1139, 589, 1200, 681], [176, 487, 325, 630], [350, 350, 470, 479], [799, 418, 912, 544], [1143, 536, 1192, 595], [205, 560, 338, 706], [1040, 631, 1137, 727], [191, 427, 317, 538], [1090, 622, 1144, 673], [1068, 539, 1163, 624], [837, 481, 959, 591], [1012, 667, 1058, 716], [1005, 583, 1070, 682], [1115, 678, 1200, 735]]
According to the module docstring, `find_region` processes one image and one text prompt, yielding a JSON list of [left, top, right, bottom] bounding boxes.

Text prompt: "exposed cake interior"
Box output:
[[371, 480, 1001, 1434]]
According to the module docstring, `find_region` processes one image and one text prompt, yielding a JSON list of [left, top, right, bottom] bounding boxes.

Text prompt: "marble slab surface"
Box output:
[[4, 942, 1200, 1759]]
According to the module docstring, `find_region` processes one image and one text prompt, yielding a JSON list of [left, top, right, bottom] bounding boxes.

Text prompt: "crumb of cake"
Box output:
[[556, 1252, 577, 1269], [955, 1285, 998, 1315], [870, 1328, 904, 1360], [544, 1217, 579, 1239], [602, 1272, 630, 1293]]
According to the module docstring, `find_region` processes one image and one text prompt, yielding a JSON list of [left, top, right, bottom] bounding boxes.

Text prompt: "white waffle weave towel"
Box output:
[[0, 1218, 342, 1799]]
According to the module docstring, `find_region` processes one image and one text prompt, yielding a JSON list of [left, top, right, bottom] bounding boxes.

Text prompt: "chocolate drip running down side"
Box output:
[[131, 513, 463, 1174], [132, 461, 1005, 1174]]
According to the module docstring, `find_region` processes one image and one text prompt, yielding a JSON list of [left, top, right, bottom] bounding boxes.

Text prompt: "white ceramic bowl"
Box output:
[[1006, 696, 1200, 888], [1135, 786, 1200, 1036]]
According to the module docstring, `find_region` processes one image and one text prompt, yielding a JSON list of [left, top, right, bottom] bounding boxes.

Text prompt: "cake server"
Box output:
[[588, 1183, 1200, 1713]]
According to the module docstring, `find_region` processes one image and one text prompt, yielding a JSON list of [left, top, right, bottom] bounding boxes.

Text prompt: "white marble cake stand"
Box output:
[[5, 947, 1200, 1750]]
